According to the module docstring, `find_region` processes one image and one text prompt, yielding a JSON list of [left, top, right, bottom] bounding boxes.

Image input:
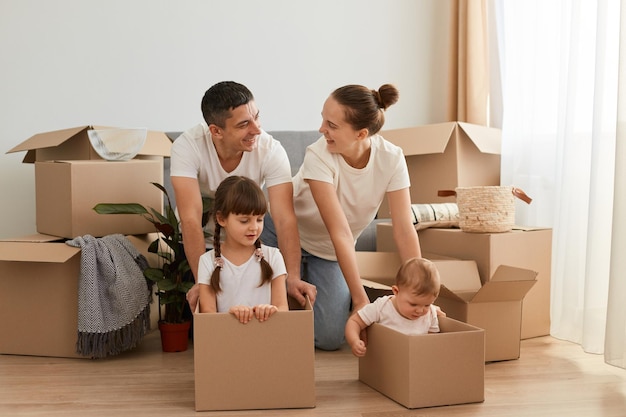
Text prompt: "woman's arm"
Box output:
[[387, 187, 422, 260], [307, 179, 370, 312]]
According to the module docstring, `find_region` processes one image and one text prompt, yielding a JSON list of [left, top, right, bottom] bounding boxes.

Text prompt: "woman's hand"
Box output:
[[253, 304, 279, 322], [228, 305, 255, 324]]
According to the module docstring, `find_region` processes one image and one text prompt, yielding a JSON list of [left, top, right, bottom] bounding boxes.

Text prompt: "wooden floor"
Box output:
[[1, 331, 625, 417]]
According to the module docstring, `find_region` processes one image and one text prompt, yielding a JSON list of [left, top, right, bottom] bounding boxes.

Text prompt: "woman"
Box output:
[[291, 84, 422, 350]]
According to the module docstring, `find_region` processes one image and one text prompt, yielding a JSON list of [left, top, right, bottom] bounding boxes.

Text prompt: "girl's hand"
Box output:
[[229, 305, 255, 324], [254, 304, 279, 322]]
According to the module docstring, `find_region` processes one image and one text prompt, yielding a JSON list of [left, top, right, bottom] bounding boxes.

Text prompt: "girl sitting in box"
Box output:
[[197, 175, 289, 323]]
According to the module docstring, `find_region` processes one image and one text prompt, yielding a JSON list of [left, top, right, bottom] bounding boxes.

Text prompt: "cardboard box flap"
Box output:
[[141, 130, 172, 157], [470, 265, 537, 303], [7, 126, 88, 154], [438, 285, 469, 303], [490, 265, 539, 283], [434, 260, 482, 293], [0, 233, 65, 243], [0, 241, 80, 263], [471, 280, 536, 303], [355, 251, 402, 281], [7, 125, 172, 161], [457, 122, 501, 155], [381, 122, 457, 155], [361, 278, 392, 291]]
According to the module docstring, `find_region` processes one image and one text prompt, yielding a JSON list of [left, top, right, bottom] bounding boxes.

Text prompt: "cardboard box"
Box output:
[[377, 121, 501, 217], [356, 251, 537, 362], [0, 233, 158, 358], [377, 224, 552, 339], [35, 159, 163, 238], [359, 317, 485, 409], [193, 299, 315, 411], [6, 125, 171, 163]]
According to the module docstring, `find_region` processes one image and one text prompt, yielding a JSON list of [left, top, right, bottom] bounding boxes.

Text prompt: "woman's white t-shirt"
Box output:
[[292, 134, 410, 260], [197, 245, 287, 312]]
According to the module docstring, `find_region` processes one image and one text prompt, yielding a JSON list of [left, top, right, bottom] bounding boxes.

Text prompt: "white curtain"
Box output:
[[493, 0, 626, 367]]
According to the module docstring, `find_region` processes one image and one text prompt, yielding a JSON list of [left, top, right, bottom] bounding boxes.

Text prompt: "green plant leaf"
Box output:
[[93, 203, 148, 215]]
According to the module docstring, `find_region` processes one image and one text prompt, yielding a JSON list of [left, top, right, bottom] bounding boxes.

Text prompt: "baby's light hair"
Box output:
[[395, 257, 441, 297]]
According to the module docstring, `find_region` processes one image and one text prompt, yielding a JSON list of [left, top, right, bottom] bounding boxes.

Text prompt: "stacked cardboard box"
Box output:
[[375, 121, 552, 340], [377, 121, 501, 217], [7, 125, 172, 238], [0, 125, 172, 358]]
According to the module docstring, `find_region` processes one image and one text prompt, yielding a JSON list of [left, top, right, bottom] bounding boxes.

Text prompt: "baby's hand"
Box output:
[[229, 305, 255, 324], [351, 340, 367, 357], [253, 304, 279, 322]]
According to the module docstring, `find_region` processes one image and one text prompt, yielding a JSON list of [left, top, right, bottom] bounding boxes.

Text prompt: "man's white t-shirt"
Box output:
[[169, 123, 292, 243], [292, 134, 410, 260], [196, 245, 287, 312], [357, 295, 440, 335]]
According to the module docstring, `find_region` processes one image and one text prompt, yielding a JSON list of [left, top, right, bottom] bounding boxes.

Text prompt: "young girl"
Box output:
[[197, 175, 289, 323]]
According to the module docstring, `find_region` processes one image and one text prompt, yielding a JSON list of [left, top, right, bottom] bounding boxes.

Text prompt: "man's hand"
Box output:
[[186, 283, 200, 312], [286, 276, 317, 307]]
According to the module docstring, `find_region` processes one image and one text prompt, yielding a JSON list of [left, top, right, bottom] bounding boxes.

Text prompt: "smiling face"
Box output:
[[215, 101, 262, 153], [391, 285, 437, 321], [318, 96, 365, 155]]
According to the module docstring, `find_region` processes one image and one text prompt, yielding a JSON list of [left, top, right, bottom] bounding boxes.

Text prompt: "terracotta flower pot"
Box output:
[[158, 321, 191, 352]]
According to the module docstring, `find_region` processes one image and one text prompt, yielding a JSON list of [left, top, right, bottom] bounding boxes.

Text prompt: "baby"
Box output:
[[345, 257, 443, 357]]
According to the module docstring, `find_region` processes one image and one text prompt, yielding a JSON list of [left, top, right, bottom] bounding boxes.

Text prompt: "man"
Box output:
[[170, 81, 316, 310]]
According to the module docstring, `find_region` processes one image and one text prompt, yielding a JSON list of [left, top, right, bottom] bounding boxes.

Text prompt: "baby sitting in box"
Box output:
[[345, 257, 444, 357]]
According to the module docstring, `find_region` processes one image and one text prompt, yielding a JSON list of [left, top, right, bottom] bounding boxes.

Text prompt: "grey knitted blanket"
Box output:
[[66, 234, 152, 359]]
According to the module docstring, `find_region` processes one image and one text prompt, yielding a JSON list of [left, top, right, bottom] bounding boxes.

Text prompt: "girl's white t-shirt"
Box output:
[[197, 245, 286, 312]]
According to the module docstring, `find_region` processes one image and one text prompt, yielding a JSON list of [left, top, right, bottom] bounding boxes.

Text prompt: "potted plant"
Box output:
[[94, 182, 199, 352]]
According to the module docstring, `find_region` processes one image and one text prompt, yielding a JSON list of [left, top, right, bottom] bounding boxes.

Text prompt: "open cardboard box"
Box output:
[[377, 223, 552, 339], [6, 125, 171, 163], [34, 159, 163, 238], [359, 316, 485, 409], [0, 233, 159, 358], [193, 298, 315, 411], [377, 121, 501, 217], [356, 251, 537, 362]]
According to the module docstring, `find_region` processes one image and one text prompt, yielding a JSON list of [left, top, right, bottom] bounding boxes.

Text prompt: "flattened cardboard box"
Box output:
[[359, 317, 485, 409], [377, 121, 501, 217], [35, 159, 163, 238], [377, 224, 552, 339], [356, 251, 537, 362], [6, 125, 171, 163], [0, 233, 158, 358], [193, 299, 315, 411]]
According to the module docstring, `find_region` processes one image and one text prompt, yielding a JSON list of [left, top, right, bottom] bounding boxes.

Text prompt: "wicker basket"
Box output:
[[439, 186, 532, 233]]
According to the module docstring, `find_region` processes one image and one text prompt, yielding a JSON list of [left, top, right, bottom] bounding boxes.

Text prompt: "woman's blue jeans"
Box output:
[[262, 214, 350, 351]]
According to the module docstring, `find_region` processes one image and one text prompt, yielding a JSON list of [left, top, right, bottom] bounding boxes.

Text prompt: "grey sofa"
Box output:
[[164, 130, 382, 251]]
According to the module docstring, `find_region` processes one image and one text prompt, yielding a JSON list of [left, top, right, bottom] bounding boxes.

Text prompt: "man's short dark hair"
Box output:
[[201, 81, 254, 127]]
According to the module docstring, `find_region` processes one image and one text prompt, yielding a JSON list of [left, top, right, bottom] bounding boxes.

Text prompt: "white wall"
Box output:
[[0, 0, 453, 238]]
